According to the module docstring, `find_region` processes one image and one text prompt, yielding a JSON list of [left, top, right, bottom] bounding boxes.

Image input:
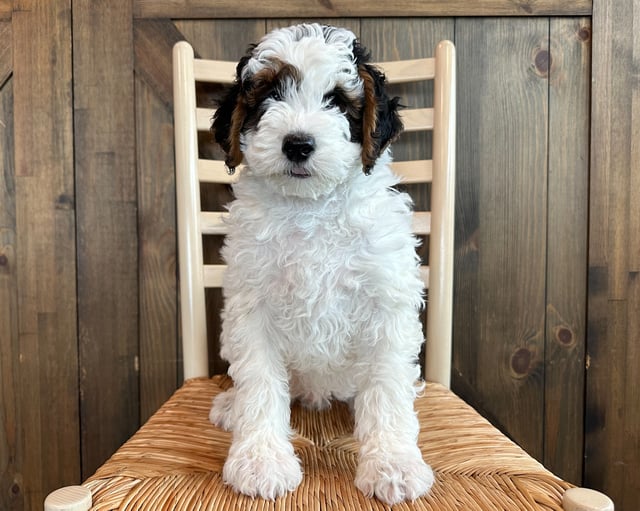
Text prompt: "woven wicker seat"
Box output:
[[45, 34, 613, 511], [84, 376, 569, 511]]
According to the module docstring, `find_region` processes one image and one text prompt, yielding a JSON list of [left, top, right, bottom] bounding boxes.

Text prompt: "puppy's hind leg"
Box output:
[[209, 387, 236, 431], [289, 371, 332, 410]]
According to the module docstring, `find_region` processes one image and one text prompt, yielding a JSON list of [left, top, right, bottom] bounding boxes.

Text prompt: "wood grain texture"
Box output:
[[133, 18, 187, 408], [0, 22, 11, 88], [134, 19, 186, 109], [72, 0, 139, 479], [136, 75, 180, 423], [266, 17, 359, 36], [543, 17, 591, 485], [0, 0, 9, 20], [0, 79, 21, 511], [12, 1, 80, 508], [586, 0, 640, 508], [453, 18, 550, 461], [134, 0, 592, 18]]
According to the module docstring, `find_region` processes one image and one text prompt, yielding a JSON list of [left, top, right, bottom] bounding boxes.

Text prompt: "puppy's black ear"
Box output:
[[354, 42, 403, 174], [211, 54, 251, 172]]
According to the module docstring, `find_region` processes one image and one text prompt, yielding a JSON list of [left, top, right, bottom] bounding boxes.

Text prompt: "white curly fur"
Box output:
[[211, 23, 434, 505]]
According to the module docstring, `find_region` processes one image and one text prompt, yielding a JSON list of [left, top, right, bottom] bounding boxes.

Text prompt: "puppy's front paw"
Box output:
[[355, 454, 434, 505], [209, 389, 235, 431], [223, 442, 302, 500]]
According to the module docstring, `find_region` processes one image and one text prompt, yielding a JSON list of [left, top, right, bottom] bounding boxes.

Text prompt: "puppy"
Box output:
[[209, 23, 434, 505]]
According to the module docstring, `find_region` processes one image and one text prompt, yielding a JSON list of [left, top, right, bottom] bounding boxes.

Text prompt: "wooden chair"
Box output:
[[45, 40, 613, 511]]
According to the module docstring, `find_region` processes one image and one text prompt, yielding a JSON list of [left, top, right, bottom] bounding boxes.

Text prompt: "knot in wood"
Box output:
[[534, 49, 551, 77], [511, 347, 533, 377], [577, 26, 591, 42], [555, 326, 575, 347]]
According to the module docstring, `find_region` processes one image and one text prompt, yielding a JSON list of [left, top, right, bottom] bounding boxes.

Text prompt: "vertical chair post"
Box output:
[[173, 41, 209, 380], [425, 40, 456, 388]]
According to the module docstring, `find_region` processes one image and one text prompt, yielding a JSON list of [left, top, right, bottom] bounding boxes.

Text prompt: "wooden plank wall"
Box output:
[[0, 1, 638, 510], [72, 0, 140, 480], [454, 17, 590, 484], [587, 0, 640, 508], [9, 4, 80, 511]]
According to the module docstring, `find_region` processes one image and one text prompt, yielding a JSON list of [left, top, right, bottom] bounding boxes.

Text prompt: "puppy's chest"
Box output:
[[268, 223, 366, 364], [262, 220, 363, 304], [231, 207, 369, 323]]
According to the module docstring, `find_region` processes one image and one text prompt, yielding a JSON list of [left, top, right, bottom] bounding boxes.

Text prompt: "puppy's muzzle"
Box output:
[[282, 134, 315, 163]]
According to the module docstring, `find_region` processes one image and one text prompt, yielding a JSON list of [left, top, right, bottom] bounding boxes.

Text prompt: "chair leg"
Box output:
[[562, 487, 614, 511], [44, 485, 92, 511]]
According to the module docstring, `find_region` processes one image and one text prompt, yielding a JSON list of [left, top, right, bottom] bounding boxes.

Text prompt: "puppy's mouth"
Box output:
[[287, 167, 312, 179]]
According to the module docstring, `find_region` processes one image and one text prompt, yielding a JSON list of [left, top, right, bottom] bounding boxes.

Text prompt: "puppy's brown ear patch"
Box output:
[[212, 54, 251, 170], [357, 63, 403, 174], [212, 85, 246, 171], [226, 97, 246, 169], [358, 66, 379, 172], [354, 41, 403, 174]]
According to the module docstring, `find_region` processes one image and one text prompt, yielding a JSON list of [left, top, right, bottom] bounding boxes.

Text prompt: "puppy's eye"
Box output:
[[323, 90, 349, 112], [269, 89, 283, 102], [323, 92, 338, 110]]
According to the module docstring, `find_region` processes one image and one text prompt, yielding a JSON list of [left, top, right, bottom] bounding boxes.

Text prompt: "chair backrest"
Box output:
[[172, 39, 456, 387]]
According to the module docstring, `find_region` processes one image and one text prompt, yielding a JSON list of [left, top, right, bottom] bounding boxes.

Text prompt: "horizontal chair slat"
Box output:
[[420, 265, 430, 289], [199, 159, 431, 184], [204, 264, 428, 289], [413, 211, 431, 235], [200, 159, 430, 184], [400, 108, 433, 132], [203, 265, 226, 288], [200, 212, 229, 235], [191, 58, 436, 86], [376, 58, 436, 83], [197, 107, 433, 133], [197, 108, 215, 132], [200, 210, 429, 236], [198, 159, 241, 183], [193, 59, 236, 84], [391, 160, 432, 183]]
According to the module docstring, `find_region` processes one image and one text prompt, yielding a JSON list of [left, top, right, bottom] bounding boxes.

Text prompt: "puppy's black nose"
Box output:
[[282, 134, 315, 163]]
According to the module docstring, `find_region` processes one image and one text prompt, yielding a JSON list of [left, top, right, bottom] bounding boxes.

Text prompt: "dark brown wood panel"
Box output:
[[136, 74, 180, 423], [543, 17, 591, 485], [12, 1, 80, 508], [135, 0, 592, 18], [0, 22, 11, 88], [453, 18, 550, 461], [133, 19, 188, 421], [266, 17, 360, 35], [0, 0, 9, 20], [174, 19, 266, 61], [587, 0, 640, 508], [134, 19, 186, 109], [0, 79, 21, 511], [72, 0, 139, 478]]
